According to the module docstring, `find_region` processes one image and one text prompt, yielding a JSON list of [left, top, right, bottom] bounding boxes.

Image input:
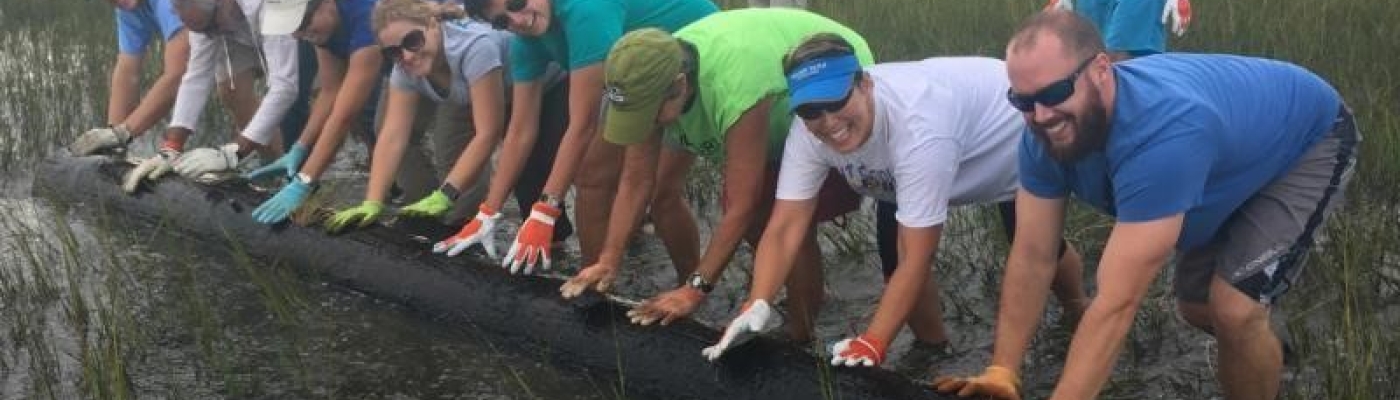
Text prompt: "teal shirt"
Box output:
[[671, 8, 874, 162], [508, 0, 717, 81]]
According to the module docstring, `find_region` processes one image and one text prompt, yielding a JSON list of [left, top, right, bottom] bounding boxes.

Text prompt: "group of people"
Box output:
[[73, 0, 1360, 399]]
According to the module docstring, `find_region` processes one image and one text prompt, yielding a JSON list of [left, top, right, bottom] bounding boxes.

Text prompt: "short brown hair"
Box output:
[[1007, 10, 1105, 60]]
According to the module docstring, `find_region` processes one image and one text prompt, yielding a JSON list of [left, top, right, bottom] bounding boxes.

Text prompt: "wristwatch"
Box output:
[[438, 181, 461, 200], [686, 272, 714, 294], [539, 192, 564, 208]]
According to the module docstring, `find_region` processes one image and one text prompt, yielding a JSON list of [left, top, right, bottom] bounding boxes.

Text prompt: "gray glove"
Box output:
[[173, 143, 245, 178], [122, 149, 180, 193], [69, 124, 133, 156]]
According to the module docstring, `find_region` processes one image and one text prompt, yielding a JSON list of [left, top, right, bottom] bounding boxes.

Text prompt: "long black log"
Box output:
[[33, 154, 950, 400]]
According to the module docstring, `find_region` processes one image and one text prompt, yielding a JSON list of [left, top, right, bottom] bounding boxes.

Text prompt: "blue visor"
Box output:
[[786, 54, 861, 113]]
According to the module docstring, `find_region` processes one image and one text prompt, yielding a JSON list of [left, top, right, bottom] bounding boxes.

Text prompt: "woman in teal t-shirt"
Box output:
[[435, 0, 717, 276]]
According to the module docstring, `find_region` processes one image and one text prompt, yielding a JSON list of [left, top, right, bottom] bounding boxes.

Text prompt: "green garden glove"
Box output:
[[324, 201, 385, 234], [399, 190, 452, 219]]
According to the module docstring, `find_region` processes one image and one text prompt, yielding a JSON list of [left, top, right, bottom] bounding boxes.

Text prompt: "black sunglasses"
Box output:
[[487, 0, 529, 30], [1006, 55, 1097, 112], [381, 29, 425, 61], [794, 76, 860, 120]]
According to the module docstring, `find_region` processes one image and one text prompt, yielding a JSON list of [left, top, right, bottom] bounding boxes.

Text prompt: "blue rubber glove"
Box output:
[[251, 175, 314, 224], [243, 143, 309, 181]]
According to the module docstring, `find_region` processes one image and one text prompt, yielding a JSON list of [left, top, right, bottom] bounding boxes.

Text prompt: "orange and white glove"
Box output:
[[1044, 0, 1072, 12], [829, 334, 887, 367], [502, 201, 560, 274], [932, 366, 1022, 400], [433, 204, 503, 258], [1161, 0, 1192, 36]]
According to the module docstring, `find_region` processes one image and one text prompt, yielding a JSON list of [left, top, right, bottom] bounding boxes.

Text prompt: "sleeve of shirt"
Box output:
[[1113, 114, 1218, 222], [459, 35, 505, 84], [238, 34, 300, 145], [712, 47, 786, 134], [1018, 128, 1069, 199], [508, 37, 548, 82], [558, 0, 624, 71], [115, 9, 150, 55], [152, 0, 185, 42], [388, 66, 415, 91], [775, 123, 834, 201], [893, 117, 961, 227], [168, 32, 219, 131]]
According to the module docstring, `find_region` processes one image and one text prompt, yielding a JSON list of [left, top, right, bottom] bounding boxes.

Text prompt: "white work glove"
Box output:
[[173, 142, 244, 178], [121, 148, 180, 193], [1044, 0, 1072, 12], [701, 299, 777, 361], [432, 204, 503, 258], [1161, 0, 1192, 37], [69, 124, 133, 156]]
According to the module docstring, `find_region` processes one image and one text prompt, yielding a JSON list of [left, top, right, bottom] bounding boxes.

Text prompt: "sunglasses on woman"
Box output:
[[794, 75, 861, 120], [1005, 55, 1097, 112], [488, 0, 529, 30], [381, 29, 425, 61]]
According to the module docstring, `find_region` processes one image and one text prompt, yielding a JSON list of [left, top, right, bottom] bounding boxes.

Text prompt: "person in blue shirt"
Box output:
[[75, 0, 191, 154], [1044, 0, 1192, 60], [246, 0, 394, 224], [935, 11, 1359, 400]]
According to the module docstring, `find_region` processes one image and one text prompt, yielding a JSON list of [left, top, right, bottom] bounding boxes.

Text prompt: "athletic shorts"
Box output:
[[874, 200, 1067, 278], [1175, 106, 1360, 305]]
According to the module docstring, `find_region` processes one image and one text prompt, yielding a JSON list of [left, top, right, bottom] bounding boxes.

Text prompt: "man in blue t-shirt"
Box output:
[[935, 11, 1359, 400], [72, 0, 189, 155]]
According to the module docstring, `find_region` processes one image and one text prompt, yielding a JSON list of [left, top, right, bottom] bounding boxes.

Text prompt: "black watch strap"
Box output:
[[438, 182, 461, 200], [687, 272, 714, 294]]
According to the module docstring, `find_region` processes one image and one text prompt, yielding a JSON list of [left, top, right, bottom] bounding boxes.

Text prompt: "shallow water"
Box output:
[[2, 0, 1396, 399]]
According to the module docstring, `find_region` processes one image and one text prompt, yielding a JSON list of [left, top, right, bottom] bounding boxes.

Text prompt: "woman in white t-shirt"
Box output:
[[704, 34, 1090, 370]]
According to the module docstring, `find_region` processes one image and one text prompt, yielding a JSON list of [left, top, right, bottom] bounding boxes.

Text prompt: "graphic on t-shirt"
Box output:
[[838, 163, 895, 199]]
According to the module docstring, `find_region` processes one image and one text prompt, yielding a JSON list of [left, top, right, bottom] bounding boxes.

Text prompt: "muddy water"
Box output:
[[4, 1, 1384, 399]]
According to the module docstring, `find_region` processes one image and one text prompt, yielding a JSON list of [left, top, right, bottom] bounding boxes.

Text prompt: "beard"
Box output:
[[1031, 82, 1111, 163]]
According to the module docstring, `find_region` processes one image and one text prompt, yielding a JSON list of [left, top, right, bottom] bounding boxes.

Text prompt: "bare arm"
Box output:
[[746, 197, 817, 301], [442, 68, 507, 191], [361, 86, 420, 203], [1050, 215, 1180, 399], [121, 30, 190, 133], [481, 81, 545, 210], [864, 223, 942, 344], [537, 65, 605, 199], [107, 54, 142, 126], [990, 188, 1070, 372], [300, 47, 383, 179], [691, 97, 774, 285], [595, 129, 664, 266]]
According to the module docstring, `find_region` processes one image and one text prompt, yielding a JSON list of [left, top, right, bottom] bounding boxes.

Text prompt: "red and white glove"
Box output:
[[1161, 0, 1192, 36], [433, 204, 503, 258], [829, 333, 887, 367], [1044, 0, 1072, 12], [502, 201, 560, 274]]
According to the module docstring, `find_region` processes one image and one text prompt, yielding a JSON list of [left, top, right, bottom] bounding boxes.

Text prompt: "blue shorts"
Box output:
[[1076, 0, 1168, 56], [115, 0, 184, 55]]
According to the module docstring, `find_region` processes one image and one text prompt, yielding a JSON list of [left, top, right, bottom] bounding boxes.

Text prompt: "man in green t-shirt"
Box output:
[[558, 8, 872, 344]]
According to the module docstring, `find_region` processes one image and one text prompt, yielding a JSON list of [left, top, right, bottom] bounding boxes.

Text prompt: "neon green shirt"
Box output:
[[509, 0, 717, 81], [669, 8, 874, 162]]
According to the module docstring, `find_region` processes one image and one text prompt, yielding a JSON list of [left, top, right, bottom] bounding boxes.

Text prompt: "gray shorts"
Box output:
[[212, 35, 259, 84], [1176, 107, 1360, 305]]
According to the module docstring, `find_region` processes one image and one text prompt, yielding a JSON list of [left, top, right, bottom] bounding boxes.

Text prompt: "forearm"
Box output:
[[538, 122, 593, 198], [362, 127, 410, 203], [597, 144, 661, 266], [123, 66, 182, 133], [746, 210, 809, 301], [443, 128, 499, 192], [107, 55, 141, 126], [989, 254, 1059, 371], [1049, 297, 1140, 399], [865, 255, 932, 344], [168, 32, 216, 132], [483, 116, 539, 210]]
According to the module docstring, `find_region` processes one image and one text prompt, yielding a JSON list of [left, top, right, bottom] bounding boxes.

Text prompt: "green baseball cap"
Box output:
[[602, 28, 684, 145]]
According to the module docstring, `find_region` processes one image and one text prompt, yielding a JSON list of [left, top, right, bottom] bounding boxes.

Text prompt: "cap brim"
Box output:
[[602, 101, 663, 145], [261, 2, 311, 36], [788, 71, 856, 112]]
